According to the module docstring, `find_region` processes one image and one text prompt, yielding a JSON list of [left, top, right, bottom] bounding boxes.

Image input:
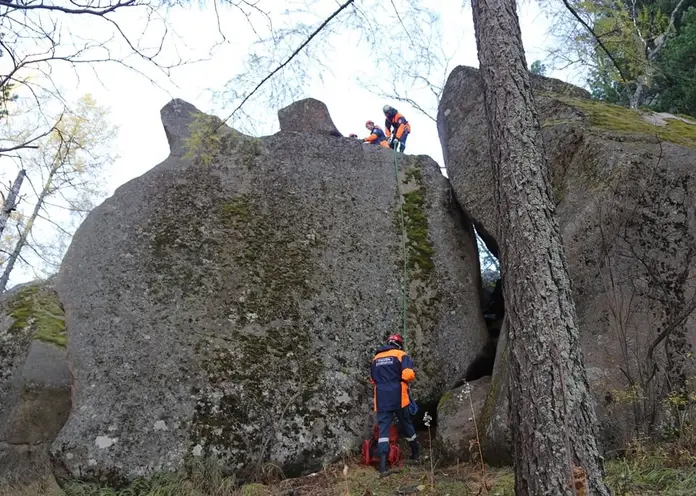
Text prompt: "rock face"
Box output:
[[438, 65, 696, 459], [436, 376, 491, 461], [277, 98, 343, 136], [52, 98, 488, 482], [0, 282, 71, 484]]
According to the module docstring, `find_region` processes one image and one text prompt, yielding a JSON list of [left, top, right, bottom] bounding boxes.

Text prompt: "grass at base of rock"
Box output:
[[4, 454, 696, 495], [604, 456, 696, 495], [0, 476, 64, 496]]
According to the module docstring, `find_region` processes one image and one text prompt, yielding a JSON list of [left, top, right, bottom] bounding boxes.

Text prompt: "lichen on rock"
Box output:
[[52, 98, 487, 484], [438, 64, 696, 458]]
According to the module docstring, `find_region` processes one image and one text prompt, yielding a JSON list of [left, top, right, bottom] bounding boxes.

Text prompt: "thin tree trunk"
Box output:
[[0, 169, 26, 238], [0, 172, 55, 293], [629, 83, 644, 109], [470, 0, 611, 494]]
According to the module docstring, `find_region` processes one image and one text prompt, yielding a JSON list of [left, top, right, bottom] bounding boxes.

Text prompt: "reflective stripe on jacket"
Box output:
[[370, 344, 415, 412]]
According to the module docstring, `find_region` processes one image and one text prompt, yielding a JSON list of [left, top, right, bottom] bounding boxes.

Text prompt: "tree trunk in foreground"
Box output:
[[470, 0, 611, 494]]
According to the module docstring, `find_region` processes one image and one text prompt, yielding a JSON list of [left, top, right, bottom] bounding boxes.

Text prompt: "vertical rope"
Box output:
[[392, 148, 409, 344]]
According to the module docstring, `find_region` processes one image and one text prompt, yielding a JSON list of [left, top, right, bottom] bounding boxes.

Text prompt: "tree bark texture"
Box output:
[[470, 0, 611, 494], [0, 169, 26, 239]]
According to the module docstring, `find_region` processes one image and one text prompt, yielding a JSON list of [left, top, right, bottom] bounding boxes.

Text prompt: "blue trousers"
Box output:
[[376, 406, 417, 455]]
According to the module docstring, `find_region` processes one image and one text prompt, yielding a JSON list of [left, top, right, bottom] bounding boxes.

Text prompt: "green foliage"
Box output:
[[0, 93, 117, 288], [574, 0, 695, 109], [581, 0, 664, 104], [529, 60, 547, 76], [653, 7, 696, 116], [61, 460, 239, 496], [588, 68, 632, 106], [183, 114, 226, 166]]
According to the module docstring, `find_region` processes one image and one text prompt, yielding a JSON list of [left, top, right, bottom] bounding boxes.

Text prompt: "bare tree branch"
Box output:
[[216, 0, 356, 129], [559, 0, 629, 83]]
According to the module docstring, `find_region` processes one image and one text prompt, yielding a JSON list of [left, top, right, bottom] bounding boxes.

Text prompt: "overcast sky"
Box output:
[[2, 0, 578, 288], [63, 1, 573, 195]]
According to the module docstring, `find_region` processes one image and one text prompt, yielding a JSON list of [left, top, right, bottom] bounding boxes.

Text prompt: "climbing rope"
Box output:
[[393, 142, 419, 415], [392, 144, 409, 343]]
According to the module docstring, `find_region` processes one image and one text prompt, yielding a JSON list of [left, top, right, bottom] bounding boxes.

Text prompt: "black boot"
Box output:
[[408, 441, 420, 463], [378, 453, 388, 474]]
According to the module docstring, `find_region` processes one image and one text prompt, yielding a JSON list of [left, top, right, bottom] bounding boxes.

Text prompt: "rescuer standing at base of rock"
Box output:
[[370, 333, 420, 474]]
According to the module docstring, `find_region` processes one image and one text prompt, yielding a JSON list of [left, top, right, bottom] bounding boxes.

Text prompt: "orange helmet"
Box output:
[[387, 333, 404, 348], [365, 120, 375, 129]]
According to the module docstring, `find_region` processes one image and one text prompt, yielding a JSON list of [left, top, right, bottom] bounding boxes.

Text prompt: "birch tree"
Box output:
[[0, 94, 116, 291], [0, 0, 183, 156], [549, 0, 691, 108], [0, 168, 25, 238]]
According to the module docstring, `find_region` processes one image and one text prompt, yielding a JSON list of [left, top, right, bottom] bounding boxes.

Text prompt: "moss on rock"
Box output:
[[399, 167, 435, 278], [191, 190, 324, 470], [437, 390, 454, 414], [391, 163, 443, 396], [6, 284, 66, 347], [554, 96, 696, 148]]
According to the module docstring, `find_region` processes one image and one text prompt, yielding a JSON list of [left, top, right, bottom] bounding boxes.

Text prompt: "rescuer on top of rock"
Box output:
[[382, 105, 411, 153], [363, 120, 389, 148], [370, 333, 420, 474]]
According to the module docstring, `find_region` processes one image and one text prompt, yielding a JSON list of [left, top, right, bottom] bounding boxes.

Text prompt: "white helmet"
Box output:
[[382, 104, 393, 114]]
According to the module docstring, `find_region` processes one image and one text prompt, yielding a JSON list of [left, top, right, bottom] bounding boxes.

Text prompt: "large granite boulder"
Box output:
[[0, 281, 71, 485], [438, 65, 696, 460], [277, 98, 343, 136], [436, 376, 491, 461], [52, 98, 488, 483]]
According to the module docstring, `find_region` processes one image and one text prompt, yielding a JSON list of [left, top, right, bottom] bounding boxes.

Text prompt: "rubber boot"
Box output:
[[408, 441, 420, 463], [378, 453, 388, 475]]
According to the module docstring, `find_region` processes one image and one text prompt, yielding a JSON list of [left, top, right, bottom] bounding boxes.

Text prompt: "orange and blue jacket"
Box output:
[[370, 344, 415, 412], [384, 112, 411, 141], [363, 126, 388, 147]]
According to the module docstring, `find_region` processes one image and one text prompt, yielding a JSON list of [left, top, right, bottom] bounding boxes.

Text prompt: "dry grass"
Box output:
[[0, 476, 65, 496], [2, 450, 696, 496]]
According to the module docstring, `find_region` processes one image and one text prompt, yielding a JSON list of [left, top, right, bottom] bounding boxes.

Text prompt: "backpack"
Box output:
[[361, 424, 402, 467]]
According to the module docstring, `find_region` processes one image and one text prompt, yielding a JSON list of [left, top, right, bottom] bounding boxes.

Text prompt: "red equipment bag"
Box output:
[[361, 424, 402, 467]]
